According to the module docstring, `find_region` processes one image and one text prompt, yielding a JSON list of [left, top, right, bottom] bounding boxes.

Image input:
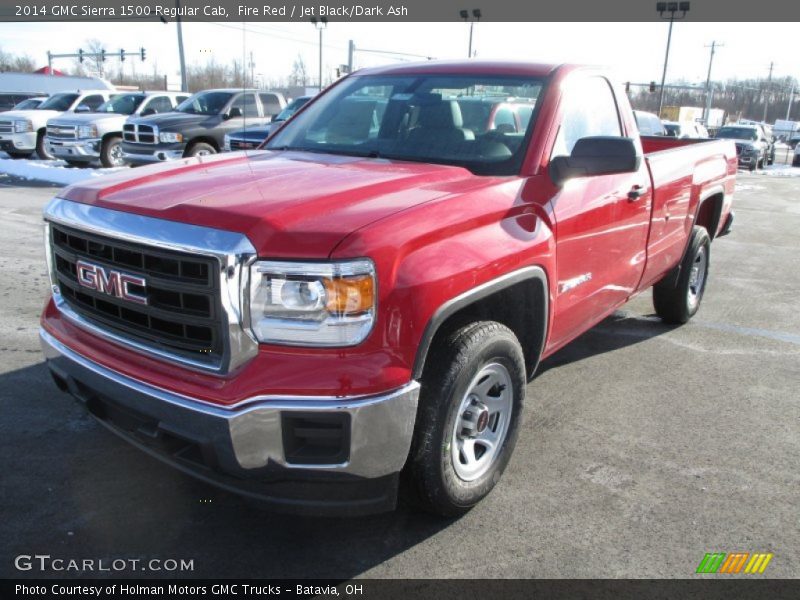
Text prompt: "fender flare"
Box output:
[[411, 266, 549, 380]]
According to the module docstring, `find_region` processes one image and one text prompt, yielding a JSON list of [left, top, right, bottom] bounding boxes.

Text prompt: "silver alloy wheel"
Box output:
[[109, 143, 125, 167], [687, 245, 707, 310], [451, 363, 513, 482]]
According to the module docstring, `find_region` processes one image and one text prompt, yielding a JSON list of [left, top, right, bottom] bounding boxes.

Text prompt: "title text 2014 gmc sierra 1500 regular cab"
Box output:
[[40, 61, 736, 517]]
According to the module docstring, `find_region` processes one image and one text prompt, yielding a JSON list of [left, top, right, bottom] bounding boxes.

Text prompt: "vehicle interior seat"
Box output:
[[406, 100, 476, 150], [326, 100, 377, 144]]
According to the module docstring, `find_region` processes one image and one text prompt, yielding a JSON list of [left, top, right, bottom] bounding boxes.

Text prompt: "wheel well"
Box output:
[[415, 274, 548, 381], [186, 137, 219, 153], [695, 192, 724, 240], [101, 131, 122, 143]]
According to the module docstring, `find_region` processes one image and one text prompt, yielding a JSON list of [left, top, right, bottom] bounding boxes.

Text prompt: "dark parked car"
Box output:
[[223, 95, 313, 151], [715, 124, 772, 171], [121, 89, 285, 165]]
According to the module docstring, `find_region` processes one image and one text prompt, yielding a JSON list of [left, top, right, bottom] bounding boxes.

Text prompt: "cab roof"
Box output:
[[353, 60, 565, 79]]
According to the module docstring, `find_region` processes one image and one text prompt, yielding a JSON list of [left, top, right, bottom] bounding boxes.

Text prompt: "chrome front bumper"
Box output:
[[40, 328, 419, 481], [47, 138, 101, 160], [0, 131, 37, 151]]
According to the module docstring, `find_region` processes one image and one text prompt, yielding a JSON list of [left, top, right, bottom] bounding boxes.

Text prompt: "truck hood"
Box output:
[[0, 109, 62, 123], [127, 111, 212, 130], [61, 150, 487, 257], [48, 112, 126, 127]]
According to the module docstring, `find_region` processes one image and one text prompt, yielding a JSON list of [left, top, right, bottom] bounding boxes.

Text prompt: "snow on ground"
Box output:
[[0, 152, 126, 186], [759, 163, 800, 178]]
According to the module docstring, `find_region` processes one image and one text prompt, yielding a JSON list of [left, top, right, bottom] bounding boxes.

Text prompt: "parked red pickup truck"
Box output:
[[40, 61, 736, 516]]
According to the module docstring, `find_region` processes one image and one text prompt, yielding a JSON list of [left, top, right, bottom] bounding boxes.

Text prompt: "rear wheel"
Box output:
[[407, 321, 525, 516], [100, 135, 126, 168], [653, 225, 711, 324], [36, 131, 54, 160]]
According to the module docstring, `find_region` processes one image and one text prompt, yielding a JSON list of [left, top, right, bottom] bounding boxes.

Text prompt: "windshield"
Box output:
[[266, 74, 544, 175], [717, 127, 758, 141], [95, 94, 145, 115], [13, 98, 42, 110], [37, 93, 79, 111], [274, 96, 311, 121], [175, 91, 233, 115]]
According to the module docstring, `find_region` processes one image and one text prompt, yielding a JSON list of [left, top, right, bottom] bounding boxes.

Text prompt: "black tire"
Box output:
[[185, 142, 216, 158], [653, 225, 711, 324], [35, 130, 54, 160], [64, 160, 90, 168], [407, 321, 526, 517], [748, 162, 756, 172], [793, 157, 800, 167], [100, 135, 126, 168], [4, 150, 33, 159]]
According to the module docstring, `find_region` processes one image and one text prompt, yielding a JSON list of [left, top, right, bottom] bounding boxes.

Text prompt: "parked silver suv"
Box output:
[[46, 91, 188, 167]]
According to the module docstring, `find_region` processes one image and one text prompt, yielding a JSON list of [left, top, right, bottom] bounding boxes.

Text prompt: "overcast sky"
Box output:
[[1, 21, 796, 89]]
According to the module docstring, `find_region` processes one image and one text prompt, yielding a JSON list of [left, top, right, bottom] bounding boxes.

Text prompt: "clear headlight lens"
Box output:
[[77, 125, 98, 139], [247, 259, 376, 346], [14, 119, 32, 133], [159, 132, 183, 143]]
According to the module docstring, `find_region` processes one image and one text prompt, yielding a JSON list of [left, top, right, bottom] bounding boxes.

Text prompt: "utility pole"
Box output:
[[787, 81, 796, 121], [249, 51, 255, 87], [703, 41, 723, 124], [762, 61, 774, 123]]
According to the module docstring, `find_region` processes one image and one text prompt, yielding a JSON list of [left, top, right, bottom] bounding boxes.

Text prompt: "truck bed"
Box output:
[[638, 136, 737, 289]]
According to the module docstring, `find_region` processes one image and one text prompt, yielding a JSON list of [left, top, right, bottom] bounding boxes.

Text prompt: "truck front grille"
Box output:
[[230, 139, 261, 151], [50, 223, 225, 368], [47, 125, 77, 139], [0, 120, 13, 134], [123, 123, 157, 144]]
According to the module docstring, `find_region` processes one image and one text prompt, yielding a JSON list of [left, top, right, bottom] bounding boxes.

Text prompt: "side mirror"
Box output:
[[549, 137, 641, 187], [227, 107, 243, 119], [140, 108, 156, 116]]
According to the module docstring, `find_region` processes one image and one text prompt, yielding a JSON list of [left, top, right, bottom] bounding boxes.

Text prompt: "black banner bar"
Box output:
[[1, 0, 799, 22], [3, 579, 800, 600]]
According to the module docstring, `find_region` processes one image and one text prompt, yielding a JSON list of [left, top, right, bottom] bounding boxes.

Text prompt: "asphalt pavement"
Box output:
[[0, 171, 797, 578]]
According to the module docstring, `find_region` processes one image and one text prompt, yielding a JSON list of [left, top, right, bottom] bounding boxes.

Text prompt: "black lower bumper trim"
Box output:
[[46, 362, 399, 517]]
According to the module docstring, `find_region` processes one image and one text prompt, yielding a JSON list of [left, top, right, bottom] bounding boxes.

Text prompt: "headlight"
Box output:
[[159, 132, 183, 143], [247, 259, 376, 346], [76, 125, 98, 139], [13, 119, 32, 133], [223, 134, 231, 151]]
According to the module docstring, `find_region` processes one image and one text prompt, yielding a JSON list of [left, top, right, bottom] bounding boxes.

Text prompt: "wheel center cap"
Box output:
[[475, 407, 490, 433]]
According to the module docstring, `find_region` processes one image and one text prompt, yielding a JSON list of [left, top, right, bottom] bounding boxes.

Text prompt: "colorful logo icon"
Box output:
[[696, 552, 773, 574]]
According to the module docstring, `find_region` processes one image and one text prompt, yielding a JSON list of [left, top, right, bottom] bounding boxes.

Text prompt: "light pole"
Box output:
[[702, 41, 722, 124], [459, 9, 482, 58], [656, 2, 690, 118], [311, 17, 328, 90]]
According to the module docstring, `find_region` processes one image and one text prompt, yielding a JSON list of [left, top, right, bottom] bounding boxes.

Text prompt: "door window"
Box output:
[[76, 94, 105, 111], [144, 96, 174, 113], [231, 93, 259, 117], [552, 77, 622, 158]]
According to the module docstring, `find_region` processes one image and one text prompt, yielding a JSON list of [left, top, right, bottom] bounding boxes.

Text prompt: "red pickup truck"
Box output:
[[40, 61, 736, 517]]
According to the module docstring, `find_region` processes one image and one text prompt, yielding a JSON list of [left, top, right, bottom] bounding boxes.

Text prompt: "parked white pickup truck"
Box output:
[[46, 91, 189, 167], [0, 90, 115, 159]]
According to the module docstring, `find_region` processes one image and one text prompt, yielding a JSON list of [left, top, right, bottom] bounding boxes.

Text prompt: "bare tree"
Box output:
[[84, 38, 106, 76], [290, 54, 309, 87], [0, 46, 37, 72]]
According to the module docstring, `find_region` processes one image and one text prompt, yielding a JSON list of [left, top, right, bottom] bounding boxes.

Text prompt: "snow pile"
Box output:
[[0, 153, 126, 186]]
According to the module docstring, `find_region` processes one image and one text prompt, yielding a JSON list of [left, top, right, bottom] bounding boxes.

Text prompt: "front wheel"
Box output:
[[100, 135, 126, 168], [36, 131, 54, 160], [653, 225, 711, 324], [185, 142, 216, 158], [407, 321, 526, 516]]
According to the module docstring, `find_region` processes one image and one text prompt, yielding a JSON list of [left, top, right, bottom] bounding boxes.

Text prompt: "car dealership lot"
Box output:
[[0, 173, 797, 578]]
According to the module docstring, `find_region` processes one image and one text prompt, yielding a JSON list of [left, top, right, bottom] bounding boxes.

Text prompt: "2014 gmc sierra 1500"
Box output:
[[39, 61, 736, 517]]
